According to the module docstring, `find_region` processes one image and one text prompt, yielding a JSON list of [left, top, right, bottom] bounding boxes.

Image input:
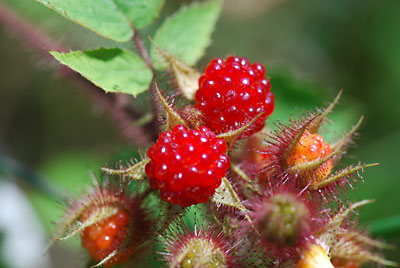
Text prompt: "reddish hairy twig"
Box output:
[[133, 28, 153, 70], [0, 2, 152, 146]]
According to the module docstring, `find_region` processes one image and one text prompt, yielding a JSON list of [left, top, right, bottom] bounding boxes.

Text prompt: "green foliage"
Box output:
[[51, 48, 153, 96], [34, 0, 133, 42], [267, 69, 361, 143], [370, 215, 400, 237], [150, 0, 223, 70], [114, 0, 165, 29], [28, 152, 105, 232]]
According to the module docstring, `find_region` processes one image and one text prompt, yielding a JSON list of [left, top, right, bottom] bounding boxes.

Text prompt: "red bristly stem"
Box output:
[[0, 2, 153, 146], [133, 28, 153, 70]]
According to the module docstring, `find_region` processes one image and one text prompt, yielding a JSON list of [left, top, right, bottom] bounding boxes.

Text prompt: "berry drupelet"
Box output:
[[145, 124, 230, 207], [195, 56, 274, 136]]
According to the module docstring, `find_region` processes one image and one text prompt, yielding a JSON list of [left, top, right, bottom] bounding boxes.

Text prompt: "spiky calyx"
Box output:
[[311, 200, 398, 268], [261, 94, 374, 199], [55, 181, 152, 267], [262, 114, 335, 190], [160, 221, 237, 268], [329, 229, 398, 267], [176, 238, 226, 268], [256, 193, 310, 245], [247, 190, 320, 262]]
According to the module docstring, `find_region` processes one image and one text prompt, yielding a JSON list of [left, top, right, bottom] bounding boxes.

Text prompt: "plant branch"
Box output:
[[133, 28, 153, 70], [131, 29, 162, 134], [0, 1, 65, 58], [0, 2, 152, 146]]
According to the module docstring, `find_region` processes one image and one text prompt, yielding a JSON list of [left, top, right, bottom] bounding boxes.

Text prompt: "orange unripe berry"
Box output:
[[81, 210, 130, 266], [288, 132, 331, 164], [287, 131, 333, 182]]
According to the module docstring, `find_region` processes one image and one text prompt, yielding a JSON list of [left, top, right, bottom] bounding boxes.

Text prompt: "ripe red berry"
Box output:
[[145, 124, 230, 207], [195, 56, 275, 136], [82, 210, 130, 266]]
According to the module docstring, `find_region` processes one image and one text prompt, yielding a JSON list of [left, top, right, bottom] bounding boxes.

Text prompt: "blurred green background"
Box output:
[[1, 0, 399, 267]]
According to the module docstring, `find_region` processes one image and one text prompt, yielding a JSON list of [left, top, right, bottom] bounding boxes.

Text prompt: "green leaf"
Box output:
[[370, 214, 400, 237], [113, 0, 165, 29], [35, 0, 133, 42], [50, 48, 153, 96], [150, 0, 223, 70]]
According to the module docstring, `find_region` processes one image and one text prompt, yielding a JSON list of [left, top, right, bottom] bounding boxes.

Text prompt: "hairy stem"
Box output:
[[133, 28, 153, 70], [131, 29, 161, 134], [0, 2, 152, 145]]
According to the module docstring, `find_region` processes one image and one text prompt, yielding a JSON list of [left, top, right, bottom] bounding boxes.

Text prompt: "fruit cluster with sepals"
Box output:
[[52, 55, 396, 268], [53, 181, 152, 267], [159, 219, 238, 268], [247, 190, 318, 262]]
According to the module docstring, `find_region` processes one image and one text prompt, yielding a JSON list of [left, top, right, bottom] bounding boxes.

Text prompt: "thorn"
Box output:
[[90, 249, 118, 268], [331, 115, 364, 154], [153, 82, 187, 131], [308, 90, 343, 134], [287, 151, 338, 174], [283, 114, 319, 161], [310, 163, 378, 190], [101, 158, 150, 185], [217, 112, 264, 149], [152, 42, 201, 100]]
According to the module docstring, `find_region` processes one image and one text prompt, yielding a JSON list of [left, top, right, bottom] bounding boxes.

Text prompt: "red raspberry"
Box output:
[[145, 125, 230, 207], [81, 210, 130, 266], [195, 56, 275, 136]]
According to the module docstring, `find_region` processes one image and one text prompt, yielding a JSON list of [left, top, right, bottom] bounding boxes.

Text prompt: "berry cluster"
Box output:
[[195, 56, 274, 136], [145, 124, 230, 207], [53, 54, 394, 268]]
